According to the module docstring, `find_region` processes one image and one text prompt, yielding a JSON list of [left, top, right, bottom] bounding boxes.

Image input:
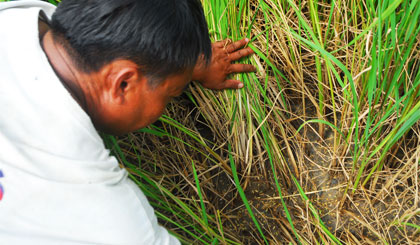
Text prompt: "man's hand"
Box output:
[[192, 38, 256, 90]]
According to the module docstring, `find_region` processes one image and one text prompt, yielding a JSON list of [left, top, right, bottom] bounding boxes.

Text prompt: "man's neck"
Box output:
[[40, 29, 88, 112]]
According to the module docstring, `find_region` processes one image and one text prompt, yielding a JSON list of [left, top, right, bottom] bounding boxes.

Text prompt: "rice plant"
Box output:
[[118, 0, 420, 243], [33, 0, 420, 243]]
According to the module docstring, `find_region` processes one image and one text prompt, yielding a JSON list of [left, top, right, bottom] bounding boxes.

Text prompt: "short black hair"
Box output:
[[51, 0, 211, 83]]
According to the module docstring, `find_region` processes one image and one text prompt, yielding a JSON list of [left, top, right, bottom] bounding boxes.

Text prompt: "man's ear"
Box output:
[[105, 60, 146, 104]]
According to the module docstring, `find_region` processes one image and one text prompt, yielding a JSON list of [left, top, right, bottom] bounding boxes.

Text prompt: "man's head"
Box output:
[[49, 0, 211, 135]]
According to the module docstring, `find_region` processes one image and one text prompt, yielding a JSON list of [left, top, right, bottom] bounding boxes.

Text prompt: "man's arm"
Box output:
[[192, 38, 256, 90]]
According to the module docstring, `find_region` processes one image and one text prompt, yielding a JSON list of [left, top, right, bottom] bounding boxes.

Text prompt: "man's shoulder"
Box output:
[[0, 0, 56, 17]]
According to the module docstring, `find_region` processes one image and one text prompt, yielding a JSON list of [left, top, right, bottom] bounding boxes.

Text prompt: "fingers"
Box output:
[[224, 79, 244, 89], [228, 47, 254, 61], [213, 40, 226, 48], [226, 38, 249, 53], [213, 38, 252, 54], [228, 63, 256, 74]]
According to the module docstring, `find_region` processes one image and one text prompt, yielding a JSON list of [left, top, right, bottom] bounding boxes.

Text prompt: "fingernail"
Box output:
[[245, 38, 249, 42], [238, 83, 244, 89]]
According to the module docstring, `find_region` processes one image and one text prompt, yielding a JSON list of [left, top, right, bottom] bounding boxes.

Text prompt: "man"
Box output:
[[0, 0, 255, 244]]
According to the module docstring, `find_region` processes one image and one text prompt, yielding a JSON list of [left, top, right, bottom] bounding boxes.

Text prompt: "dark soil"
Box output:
[[119, 90, 420, 244]]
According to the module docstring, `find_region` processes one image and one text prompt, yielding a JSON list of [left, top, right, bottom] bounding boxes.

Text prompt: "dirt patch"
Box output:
[[119, 91, 420, 244]]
